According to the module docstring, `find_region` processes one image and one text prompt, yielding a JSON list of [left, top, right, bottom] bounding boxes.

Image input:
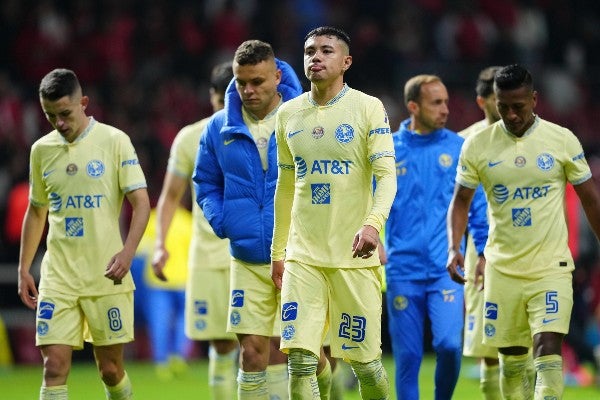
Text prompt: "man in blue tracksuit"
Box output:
[[384, 74, 488, 400], [193, 40, 303, 399]]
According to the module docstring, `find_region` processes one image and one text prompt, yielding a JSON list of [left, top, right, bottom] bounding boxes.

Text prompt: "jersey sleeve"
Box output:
[[456, 136, 481, 189], [29, 144, 47, 207], [564, 130, 592, 185], [118, 134, 147, 193]]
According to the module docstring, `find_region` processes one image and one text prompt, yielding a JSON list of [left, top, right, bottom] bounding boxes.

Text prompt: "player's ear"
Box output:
[[80, 96, 90, 111]]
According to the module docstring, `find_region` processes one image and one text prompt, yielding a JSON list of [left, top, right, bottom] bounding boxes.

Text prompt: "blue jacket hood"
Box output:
[[222, 58, 303, 134]]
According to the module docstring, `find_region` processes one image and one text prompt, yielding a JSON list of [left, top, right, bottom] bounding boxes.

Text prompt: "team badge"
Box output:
[[514, 156, 526, 167], [312, 126, 324, 139], [484, 302, 498, 319], [536, 153, 554, 171], [282, 324, 295, 340], [37, 321, 49, 336], [484, 323, 496, 337], [255, 137, 268, 149], [86, 160, 105, 177], [194, 319, 207, 331], [66, 163, 78, 175], [38, 301, 55, 319], [393, 295, 408, 310], [282, 302, 298, 321], [438, 153, 453, 168], [230, 311, 241, 326], [335, 124, 354, 143]]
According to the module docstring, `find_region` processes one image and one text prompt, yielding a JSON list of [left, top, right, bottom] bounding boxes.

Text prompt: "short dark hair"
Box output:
[[39, 68, 81, 101], [304, 26, 351, 49], [233, 40, 274, 66], [210, 61, 233, 95], [494, 64, 533, 92], [475, 66, 502, 98]]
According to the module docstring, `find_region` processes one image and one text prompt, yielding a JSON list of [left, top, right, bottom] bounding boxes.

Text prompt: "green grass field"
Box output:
[[1, 354, 597, 399]]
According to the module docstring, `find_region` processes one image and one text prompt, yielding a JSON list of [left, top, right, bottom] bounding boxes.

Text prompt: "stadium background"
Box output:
[[0, 0, 600, 387]]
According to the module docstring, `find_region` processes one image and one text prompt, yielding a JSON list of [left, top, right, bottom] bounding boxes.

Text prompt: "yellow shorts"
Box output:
[[280, 261, 383, 363], [463, 235, 497, 359], [36, 289, 134, 348], [227, 259, 281, 337], [482, 266, 573, 348], [185, 266, 237, 341]]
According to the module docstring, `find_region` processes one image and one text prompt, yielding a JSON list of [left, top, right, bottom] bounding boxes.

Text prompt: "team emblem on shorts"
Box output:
[[37, 321, 49, 336], [312, 126, 324, 139], [194, 319, 207, 331], [484, 323, 496, 337], [230, 311, 241, 326], [87, 159, 105, 178], [393, 295, 408, 311], [335, 124, 354, 143], [514, 156, 526, 168], [66, 163, 78, 175], [282, 324, 295, 340], [282, 302, 298, 321], [536, 153, 554, 171]]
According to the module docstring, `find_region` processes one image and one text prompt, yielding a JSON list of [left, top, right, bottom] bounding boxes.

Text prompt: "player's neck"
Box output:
[[310, 80, 345, 106]]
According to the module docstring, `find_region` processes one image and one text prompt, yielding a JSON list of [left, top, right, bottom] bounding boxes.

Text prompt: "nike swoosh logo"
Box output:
[[442, 289, 456, 295], [542, 317, 558, 324], [341, 343, 359, 350], [224, 139, 235, 145], [488, 160, 503, 167], [43, 169, 55, 178], [287, 130, 303, 138]]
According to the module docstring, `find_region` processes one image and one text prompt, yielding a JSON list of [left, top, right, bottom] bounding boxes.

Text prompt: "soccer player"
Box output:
[[271, 26, 396, 399], [384, 74, 488, 400], [459, 66, 504, 400], [194, 40, 302, 399], [151, 62, 238, 398], [447, 64, 600, 400], [17, 68, 150, 400]]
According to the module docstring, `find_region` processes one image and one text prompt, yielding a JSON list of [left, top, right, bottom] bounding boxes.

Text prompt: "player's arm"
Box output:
[[446, 183, 475, 284], [105, 188, 150, 282], [574, 177, 600, 241], [193, 123, 226, 238], [354, 155, 396, 258], [152, 171, 187, 281], [17, 203, 48, 309]]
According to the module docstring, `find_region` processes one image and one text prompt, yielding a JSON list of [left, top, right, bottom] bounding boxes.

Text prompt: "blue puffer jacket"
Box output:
[[193, 59, 303, 264], [385, 118, 488, 281]]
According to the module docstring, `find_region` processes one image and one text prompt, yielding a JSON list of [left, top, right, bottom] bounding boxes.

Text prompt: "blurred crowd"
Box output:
[[1, 0, 600, 375]]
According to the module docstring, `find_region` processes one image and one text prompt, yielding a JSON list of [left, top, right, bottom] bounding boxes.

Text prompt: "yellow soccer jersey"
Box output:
[[29, 118, 147, 295], [273, 85, 396, 268], [139, 207, 191, 289], [459, 119, 489, 140], [168, 118, 231, 270], [457, 116, 592, 278]]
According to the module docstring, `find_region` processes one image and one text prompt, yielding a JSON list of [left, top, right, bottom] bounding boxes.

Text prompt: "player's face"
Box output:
[[40, 93, 89, 142], [304, 35, 352, 85], [412, 81, 449, 133], [495, 85, 537, 137], [481, 93, 501, 123], [233, 59, 282, 120]]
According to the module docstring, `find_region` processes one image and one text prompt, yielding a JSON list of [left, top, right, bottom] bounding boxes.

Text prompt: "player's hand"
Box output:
[[105, 249, 134, 283], [446, 248, 466, 284], [17, 269, 38, 310], [151, 246, 169, 281], [352, 225, 379, 259], [474, 254, 486, 291], [271, 260, 285, 290]]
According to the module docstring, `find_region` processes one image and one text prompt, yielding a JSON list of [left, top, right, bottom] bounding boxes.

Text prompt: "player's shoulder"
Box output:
[[459, 119, 488, 139], [536, 117, 574, 137], [174, 118, 209, 144], [280, 92, 309, 111]]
